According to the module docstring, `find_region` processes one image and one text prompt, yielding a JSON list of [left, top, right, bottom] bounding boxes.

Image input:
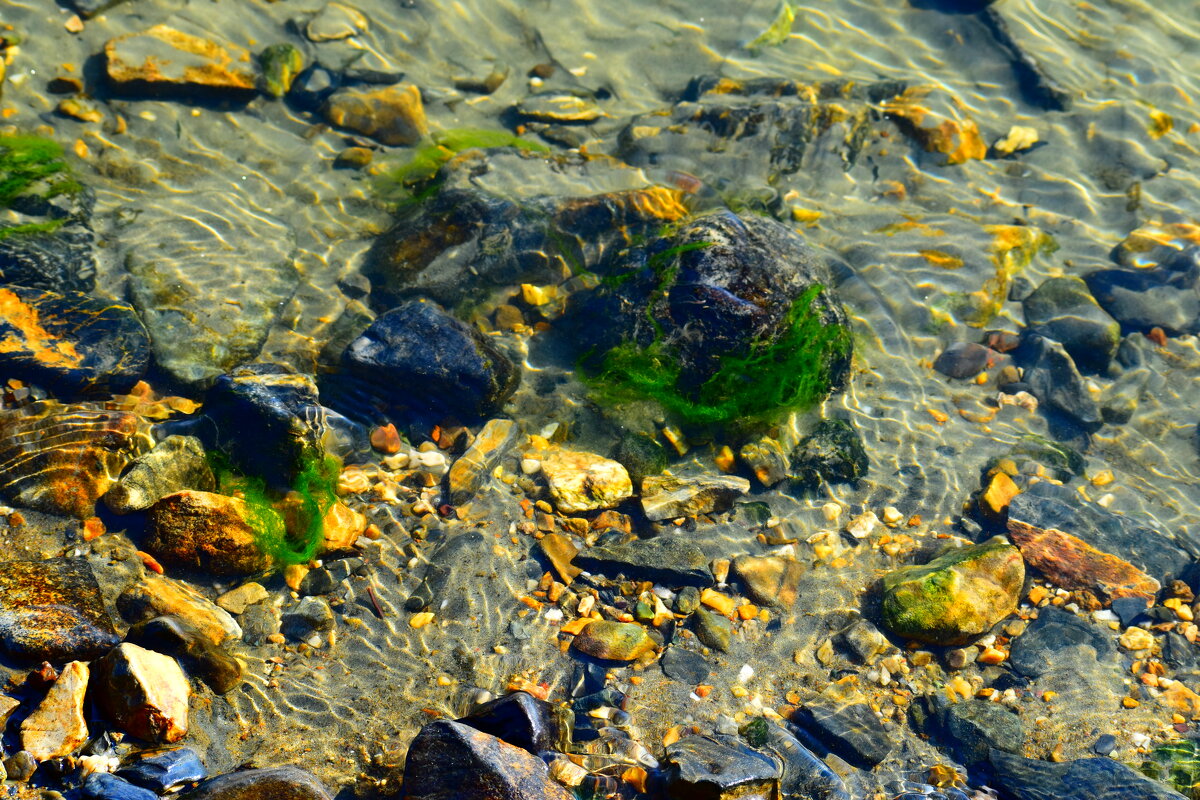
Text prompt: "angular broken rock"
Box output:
[[539, 448, 633, 513], [105, 25, 258, 94], [21, 661, 89, 761], [92, 643, 190, 743], [448, 418, 519, 505], [573, 536, 713, 587], [641, 474, 750, 520]]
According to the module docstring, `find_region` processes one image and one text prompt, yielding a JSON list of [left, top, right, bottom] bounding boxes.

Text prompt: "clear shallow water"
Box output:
[[3, 0, 1200, 795]]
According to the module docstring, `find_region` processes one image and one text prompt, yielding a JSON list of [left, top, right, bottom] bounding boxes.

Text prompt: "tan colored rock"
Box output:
[[323, 83, 427, 146], [21, 661, 89, 761], [1118, 626, 1154, 652], [571, 621, 655, 661], [538, 533, 581, 584], [448, 419, 519, 505], [732, 555, 804, 608], [104, 25, 257, 93], [306, 2, 368, 41], [118, 573, 241, 644], [540, 448, 632, 513], [0, 694, 20, 728], [216, 582, 269, 615], [145, 491, 269, 575], [640, 474, 749, 521], [277, 493, 367, 553], [92, 643, 189, 743]]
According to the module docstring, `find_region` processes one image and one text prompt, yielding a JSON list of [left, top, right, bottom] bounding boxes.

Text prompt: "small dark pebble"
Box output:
[[1092, 734, 1117, 756]]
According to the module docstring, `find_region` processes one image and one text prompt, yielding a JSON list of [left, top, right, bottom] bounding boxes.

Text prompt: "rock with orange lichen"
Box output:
[[882, 87, 987, 166], [0, 558, 120, 662], [0, 285, 150, 397], [0, 399, 153, 518], [1007, 481, 1190, 595], [104, 25, 257, 95]]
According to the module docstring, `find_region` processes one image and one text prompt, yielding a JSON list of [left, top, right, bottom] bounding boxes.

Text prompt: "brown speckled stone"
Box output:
[[0, 558, 120, 662], [145, 491, 270, 576]]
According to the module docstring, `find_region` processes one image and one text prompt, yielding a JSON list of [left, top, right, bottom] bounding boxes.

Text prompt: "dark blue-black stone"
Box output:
[[457, 691, 560, 754], [118, 747, 208, 792], [989, 750, 1187, 799], [83, 772, 158, 800]]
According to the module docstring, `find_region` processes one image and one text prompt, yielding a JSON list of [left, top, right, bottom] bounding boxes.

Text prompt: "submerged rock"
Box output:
[[104, 25, 257, 95], [937, 700, 1024, 765], [179, 766, 333, 799], [641, 474, 751, 520], [0, 285, 150, 397], [1085, 246, 1200, 336], [458, 691, 559, 754], [0, 222, 97, 294], [105, 435, 215, 514], [20, 660, 89, 761], [933, 341, 999, 379], [118, 574, 242, 645], [662, 735, 780, 800], [539, 447, 632, 513], [145, 491, 270, 576], [126, 614, 244, 694], [323, 83, 427, 145], [93, 643, 190, 743], [203, 364, 327, 488], [1022, 276, 1120, 372], [1016, 334, 1102, 432], [733, 555, 804, 608], [789, 418, 868, 489], [989, 750, 1187, 800], [118, 747, 208, 793], [447, 418, 519, 505], [0, 558, 120, 662], [881, 536, 1023, 645], [402, 720, 572, 800], [1008, 605, 1114, 679], [0, 399, 153, 518], [693, 608, 733, 653], [571, 620, 656, 661], [328, 299, 518, 424], [791, 694, 895, 769], [573, 536, 713, 587]]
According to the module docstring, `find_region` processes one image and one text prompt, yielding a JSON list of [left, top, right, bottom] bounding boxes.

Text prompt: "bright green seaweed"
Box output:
[[0, 134, 81, 208], [208, 451, 341, 567], [583, 283, 852, 429]]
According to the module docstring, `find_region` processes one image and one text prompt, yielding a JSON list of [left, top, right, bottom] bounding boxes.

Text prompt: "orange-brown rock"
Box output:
[[277, 492, 368, 553], [732, 555, 804, 608], [979, 471, 1020, 521], [145, 491, 269, 575], [538, 533, 580, 584], [92, 643, 190, 743], [118, 573, 242, 644], [0, 400, 153, 518], [323, 83, 427, 145], [104, 25, 257, 93], [1007, 521, 1159, 602]]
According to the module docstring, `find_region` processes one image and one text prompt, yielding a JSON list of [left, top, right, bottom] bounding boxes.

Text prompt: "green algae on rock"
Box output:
[[258, 43, 304, 99], [881, 536, 1024, 645]]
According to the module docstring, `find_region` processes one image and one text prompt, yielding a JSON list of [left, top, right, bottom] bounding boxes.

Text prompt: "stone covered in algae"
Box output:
[[881, 536, 1024, 645]]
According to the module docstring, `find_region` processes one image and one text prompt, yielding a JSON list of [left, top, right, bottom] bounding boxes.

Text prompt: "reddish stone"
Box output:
[[1007, 520, 1159, 602]]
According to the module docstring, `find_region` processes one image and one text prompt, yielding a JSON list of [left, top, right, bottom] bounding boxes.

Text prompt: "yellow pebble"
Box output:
[[409, 612, 435, 629], [1090, 469, 1115, 487], [1122, 697, 1140, 708]]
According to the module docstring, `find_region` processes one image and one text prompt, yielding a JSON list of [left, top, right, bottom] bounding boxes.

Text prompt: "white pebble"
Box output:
[[846, 511, 879, 539], [544, 608, 563, 621], [382, 452, 410, 470], [821, 502, 842, 522], [737, 664, 754, 683], [521, 458, 542, 475], [417, 450, 447, 469], [881, 506, 903, 525]]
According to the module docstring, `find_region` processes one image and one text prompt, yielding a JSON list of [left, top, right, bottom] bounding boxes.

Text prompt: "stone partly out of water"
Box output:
[[448, 419, 520, 505], [0, 285, 150, 397], [105, 435, 215, 514], [216, 583, 270, 616], [126, 614, 244, 695], [571, 620, 656, 661], [640, 474, 751, 521], [323, 83, 428, 146], [1022, 276, 1121, 372], [538, 447, 633, 513], [988, 750, 1188, 800], [0, 558, 121, 662], [732, 555, 804, 608], [1016, 334, 1102, 433], [881, 536, 1024, 645], [118, 574, 242, 645], [789, 418, 868, 489], [791, 693, 895, 769], [572, 536, 713, 588], [0, 399, 153, 518], [328, 299, 519, 425], [20, 660, 89, 761], [662, 735, 780, 800], [144, 491, 270, 576], [104, 25, 258, 95], [1007, 480, 1189, 597], [118, 747, 208, 793], [281, 596, 334, 642], [933, 341, 1000, 379], [403, 720, 572, 800], [4, 750, 36, 782], [458, 691, 560, 755], [177, 766, 333, 800], [694, 607, 733, 653], [122, 191, 298, 386], [203, 364, 328, 488], [92, 643, 190, 743]]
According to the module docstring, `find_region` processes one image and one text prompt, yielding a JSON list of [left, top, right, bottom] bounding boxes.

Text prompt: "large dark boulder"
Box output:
[[401, 720, 572, 800], [662, 735, 780, 800], [0, 558, 121, 662], [326, 299, 518, 424], [177, 766, 332, 800], [458, 691, 560, 754], [203, 363, 327, 487], [989, 750, 1187, 800], [0, 284, 149, 397]]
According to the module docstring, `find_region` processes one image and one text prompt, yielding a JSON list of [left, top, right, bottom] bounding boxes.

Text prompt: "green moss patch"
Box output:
[[0, 135, 81, 209]]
